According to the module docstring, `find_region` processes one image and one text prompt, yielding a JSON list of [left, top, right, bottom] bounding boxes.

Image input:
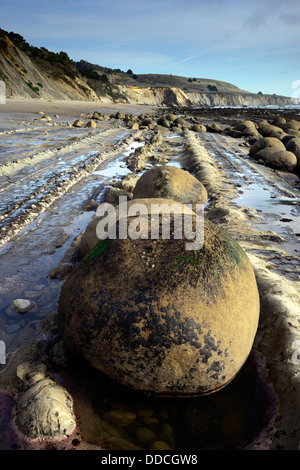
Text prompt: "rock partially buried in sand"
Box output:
[[11, 299, 34, 313], [59, 214, 260, 397], [133, 166, 208, 206]]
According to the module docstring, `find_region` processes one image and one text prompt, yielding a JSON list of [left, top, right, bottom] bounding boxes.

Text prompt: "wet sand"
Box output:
[[0, 100, 300, 450]]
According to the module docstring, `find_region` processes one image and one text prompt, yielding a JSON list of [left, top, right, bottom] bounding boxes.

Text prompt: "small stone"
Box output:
[[41, 115, 51, 121], [138, 409, 154, 417], [149, 440, 172, 450], [73, 119, 84, 128], [13, 377, 76, 439], [86, 120, 97, 129], [134, 426, 157, 444], [159, 424, 174, 439], [11, 299, 34, 313], [103, 410, 136, 427], [6, 323, 22, 334], [143, 416, 160, 426]]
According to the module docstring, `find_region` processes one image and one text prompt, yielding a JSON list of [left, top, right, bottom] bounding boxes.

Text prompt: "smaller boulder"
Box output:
[[13, 362, 76, 440], [133, 166, 207, 205], [116, 111, 125, 119], [92, 111, 102, 120], [265, 150, 297, 172], [72, 119, 84, 128], [206, 123, 222, 133], [192, 124, 206, 133], [249, 137, 285, 157], [86, 120, 97, 128]]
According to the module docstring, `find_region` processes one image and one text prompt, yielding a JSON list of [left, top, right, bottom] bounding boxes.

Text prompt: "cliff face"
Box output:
[[0, 33, 99, 101], [186, 91, 298, 107], [1, 29, 298, 107], [117, 84, 297, 108]]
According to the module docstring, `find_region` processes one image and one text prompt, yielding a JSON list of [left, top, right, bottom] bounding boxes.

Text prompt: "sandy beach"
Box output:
[[0, 98, 152, 118]]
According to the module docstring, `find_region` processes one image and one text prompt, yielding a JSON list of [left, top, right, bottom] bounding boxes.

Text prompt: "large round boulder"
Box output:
[[249, 137, 285, 158], [257, 121, 283, 137], [234, 120, 260, 139], [132, 166, 207, 205], [79, 198, 195, 258], [273, 116, 286, 128], [265, 150, 297, 172], [252, 147, 278, 162], [234, 120, 257, 132], [58, 214, 260, 397]]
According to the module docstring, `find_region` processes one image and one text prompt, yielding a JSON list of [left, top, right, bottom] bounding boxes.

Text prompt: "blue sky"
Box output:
[[1, 0, 300, 97]]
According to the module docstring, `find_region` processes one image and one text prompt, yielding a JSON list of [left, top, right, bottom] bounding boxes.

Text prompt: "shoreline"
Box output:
[[0, 98, 155, 118]]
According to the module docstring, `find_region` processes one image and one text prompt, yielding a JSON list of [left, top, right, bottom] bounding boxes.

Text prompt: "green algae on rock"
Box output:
[[58, 215, 259, 397]]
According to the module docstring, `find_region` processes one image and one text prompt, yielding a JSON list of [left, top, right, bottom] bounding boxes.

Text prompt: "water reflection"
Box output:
[[60, 351, 278, 451]]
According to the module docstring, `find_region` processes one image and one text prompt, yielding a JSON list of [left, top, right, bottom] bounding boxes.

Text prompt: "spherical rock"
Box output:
[[286, 136, 300, 153], [132, 166, 208, 206], [103, 410, 136, 427], [150, 441, 172, 450], [192, 124, 207, 133], [257, 121, 283, 137], [174, 117, 187, 126], [206, 123, 222, 133], [249, 137, 285, 158], [241, 126, 260, 139], [273, 116, 286, 127], [79, 198, 195, 258], [265, 150, 297, 172], [157, 117, 171, 128], [283, 119, 300, 131], [165, 113, 177, 122], [234, 120, 257, 132], [59, 216, 260, 397], [252, 147, 278, 162]]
